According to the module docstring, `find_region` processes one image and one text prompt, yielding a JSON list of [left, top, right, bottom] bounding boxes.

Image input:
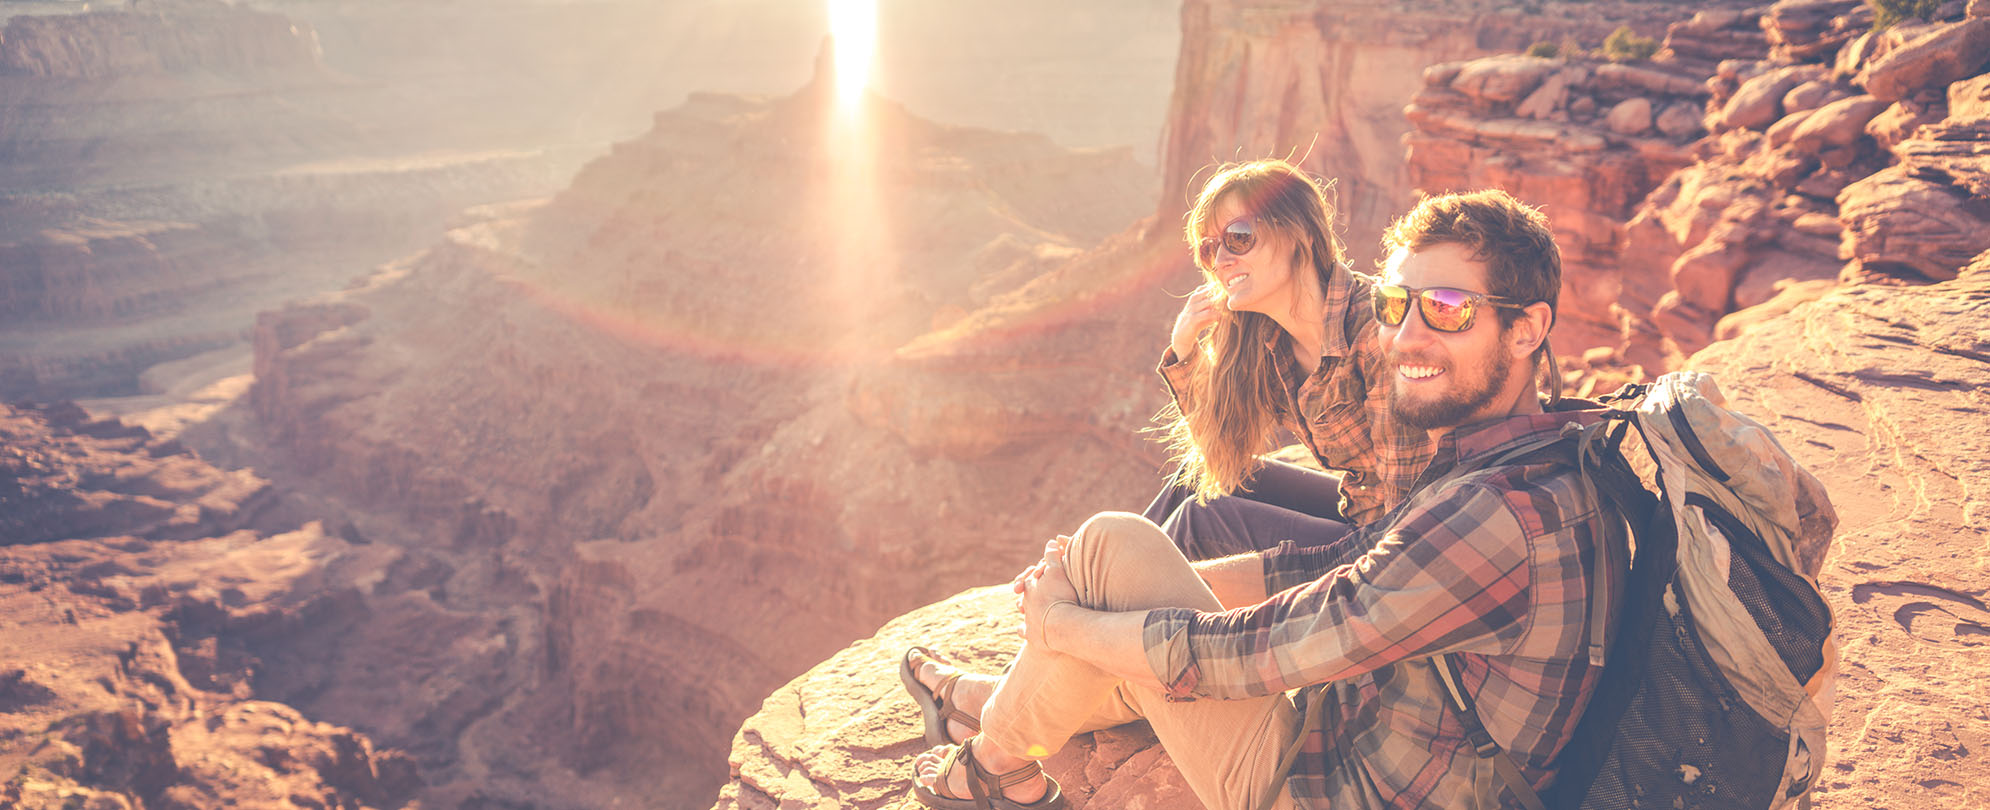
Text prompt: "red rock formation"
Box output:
[[1623, 2, 1990, 362], [1402, 52, 1714, 356], [1389, 0, 1990, 374]]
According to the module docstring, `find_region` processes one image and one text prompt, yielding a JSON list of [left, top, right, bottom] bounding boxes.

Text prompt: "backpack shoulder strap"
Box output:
[[1436, 653, 1549, 810]]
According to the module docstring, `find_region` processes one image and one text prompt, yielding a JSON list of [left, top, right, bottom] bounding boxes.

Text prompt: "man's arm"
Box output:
[[1146, 483, 1534, 701], [1042, 604, 1161, 690], [1192, 552, 1266, 609]]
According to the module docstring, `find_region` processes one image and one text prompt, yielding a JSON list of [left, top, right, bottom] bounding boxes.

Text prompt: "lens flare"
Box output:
[[829, 0, 876, 106]]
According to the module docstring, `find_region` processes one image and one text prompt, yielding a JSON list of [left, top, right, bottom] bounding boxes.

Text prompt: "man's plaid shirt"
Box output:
[[1141, 411, 1621, 809], [1161, 267, 1432, 527]]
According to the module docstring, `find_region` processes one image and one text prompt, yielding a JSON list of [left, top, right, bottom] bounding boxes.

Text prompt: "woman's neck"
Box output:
[[1266, 274, 1328, 371]]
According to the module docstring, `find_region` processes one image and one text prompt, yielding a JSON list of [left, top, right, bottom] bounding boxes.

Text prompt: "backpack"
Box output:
[[1437, 371, 1840, 810]]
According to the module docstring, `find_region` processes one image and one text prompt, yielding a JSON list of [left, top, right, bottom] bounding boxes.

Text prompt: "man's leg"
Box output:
[[980, 511, 1302, 810]]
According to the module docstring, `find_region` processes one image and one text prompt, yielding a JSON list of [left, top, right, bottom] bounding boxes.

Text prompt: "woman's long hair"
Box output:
[[1159, 160, 1348, 502]]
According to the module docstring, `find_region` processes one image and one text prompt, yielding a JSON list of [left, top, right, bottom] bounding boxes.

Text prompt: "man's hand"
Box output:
[[1018, 536, 1080, 650]]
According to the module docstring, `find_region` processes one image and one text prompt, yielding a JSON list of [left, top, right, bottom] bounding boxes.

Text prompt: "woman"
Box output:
[[1143, 159, 1434, 559]]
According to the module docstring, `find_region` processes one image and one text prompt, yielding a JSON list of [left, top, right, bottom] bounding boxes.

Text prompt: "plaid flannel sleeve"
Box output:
[[1259, 530, 1378, 594], [1144, 481, 1533, 700], [1157, 346, 1196, 413]]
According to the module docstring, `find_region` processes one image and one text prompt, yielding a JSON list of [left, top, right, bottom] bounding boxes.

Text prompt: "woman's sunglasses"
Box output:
[[1195, 215, 1257, 268], [1371, 282, 1531, 333]]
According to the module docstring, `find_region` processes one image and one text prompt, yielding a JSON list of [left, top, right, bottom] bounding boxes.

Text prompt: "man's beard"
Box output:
[[1389, 346, 1512, 431]]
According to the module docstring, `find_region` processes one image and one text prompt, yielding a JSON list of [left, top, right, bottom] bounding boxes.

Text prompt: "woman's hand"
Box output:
[[1170, 283, 1222, 361]]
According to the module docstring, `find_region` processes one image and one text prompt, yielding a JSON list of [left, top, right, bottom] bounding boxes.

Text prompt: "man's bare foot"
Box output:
[[909, 648, 997, 745], [912, 738, 1051, 805]]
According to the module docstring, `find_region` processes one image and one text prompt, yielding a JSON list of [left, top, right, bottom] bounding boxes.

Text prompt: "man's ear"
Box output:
[[1508, 302, 1553, 360]]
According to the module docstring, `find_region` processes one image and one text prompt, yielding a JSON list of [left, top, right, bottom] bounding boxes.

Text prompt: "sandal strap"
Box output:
[[959, 741, 1045, 795], [932, 673, 982, 734], [985, 757, 1044, 792]]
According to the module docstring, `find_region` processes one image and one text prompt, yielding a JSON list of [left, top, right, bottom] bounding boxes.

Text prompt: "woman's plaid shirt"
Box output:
[[1161, 268, 1433, 527], [1140, 411, 1621, 809]]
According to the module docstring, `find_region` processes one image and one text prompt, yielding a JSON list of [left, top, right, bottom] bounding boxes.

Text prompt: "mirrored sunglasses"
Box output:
[[1195, 215, 1257, 268], [1371, 283, 1530, 333]]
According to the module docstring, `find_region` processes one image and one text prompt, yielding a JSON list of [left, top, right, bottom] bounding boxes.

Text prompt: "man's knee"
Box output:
[[1073, 511, 1168, 554]]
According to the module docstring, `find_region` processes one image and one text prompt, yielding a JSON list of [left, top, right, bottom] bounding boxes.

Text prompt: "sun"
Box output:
[[829, 0, 876, 106]]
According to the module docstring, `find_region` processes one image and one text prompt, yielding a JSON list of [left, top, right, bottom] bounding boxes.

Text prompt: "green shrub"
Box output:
[[1868, 0, 1941, 29], [1526, 41, 1561, 58], [1599, 26, 1659, 62]]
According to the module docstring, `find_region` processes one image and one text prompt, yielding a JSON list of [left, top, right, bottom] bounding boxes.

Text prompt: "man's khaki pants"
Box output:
[[980, 511, 1304, 810]]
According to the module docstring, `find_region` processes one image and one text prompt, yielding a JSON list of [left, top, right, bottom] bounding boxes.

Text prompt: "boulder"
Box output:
[[1788, 94, 1890, 150], [1607, 97, 1656, 135], [1951, 72, 1990, 119], [1782, 79, 1844, 114], [1656, 101, 1705, 137], [1833, 31, 1890, 79], [1866, 100, 1948, 150], [1769, 108, 1820, 148], [1837, 166, 1990, 281], [709, 587, 1204, 810], [1720, 65, 1827, 131], [1451, 55, 1561, 103], [1516, 69, 1575, 120], [1856, 18, 1990, 102]]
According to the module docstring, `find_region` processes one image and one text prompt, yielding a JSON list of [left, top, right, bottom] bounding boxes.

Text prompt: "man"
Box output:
[[904, 190, 1619, 810]]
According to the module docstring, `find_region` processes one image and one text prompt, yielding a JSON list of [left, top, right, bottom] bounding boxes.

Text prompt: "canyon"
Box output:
[[5, 0, 1988, 809]]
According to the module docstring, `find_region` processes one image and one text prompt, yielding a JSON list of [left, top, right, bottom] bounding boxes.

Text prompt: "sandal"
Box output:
[[901, 646, 981, 746], [911, 740, 1066, 810]]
